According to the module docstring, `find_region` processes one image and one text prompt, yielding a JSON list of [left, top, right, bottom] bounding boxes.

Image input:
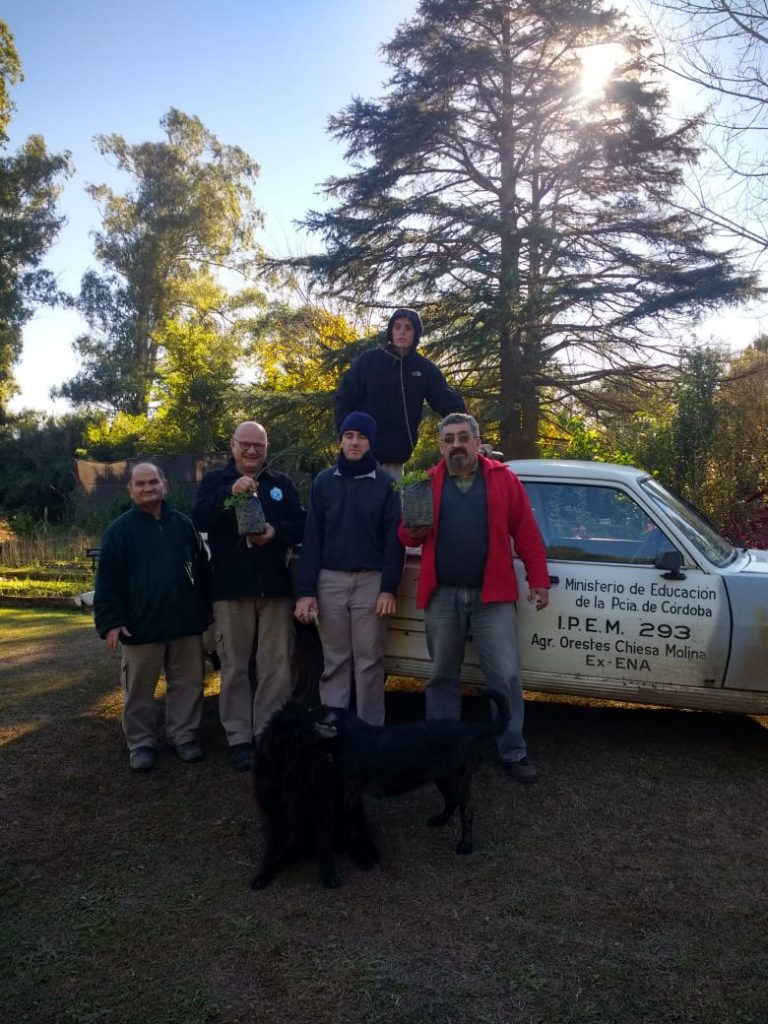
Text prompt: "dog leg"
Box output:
[[318, 850, 342, 889], [344, 799, 380, 870], [427, 779, 458, 828], [455, 804, 474, 855], [314, 812, 342, 889], [251, 837, 280, 890], [455, 771, 474, 855]]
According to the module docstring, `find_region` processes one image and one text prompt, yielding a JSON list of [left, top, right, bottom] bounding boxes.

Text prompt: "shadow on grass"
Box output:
[[4, 615, 768, 1024]]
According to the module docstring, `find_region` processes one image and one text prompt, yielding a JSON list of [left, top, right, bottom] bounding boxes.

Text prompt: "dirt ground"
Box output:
[[3, 606, 768, 1024]]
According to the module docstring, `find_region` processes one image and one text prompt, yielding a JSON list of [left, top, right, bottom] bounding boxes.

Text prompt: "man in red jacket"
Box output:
[[398, 414, 550, 782]]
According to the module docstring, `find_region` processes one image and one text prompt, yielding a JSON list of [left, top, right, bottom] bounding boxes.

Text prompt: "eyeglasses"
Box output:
[[234, 440, 267, 452], [440, 433, 475, 444]]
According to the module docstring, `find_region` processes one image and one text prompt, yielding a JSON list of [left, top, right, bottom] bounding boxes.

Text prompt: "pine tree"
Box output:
[[303, 0, 757, 456]]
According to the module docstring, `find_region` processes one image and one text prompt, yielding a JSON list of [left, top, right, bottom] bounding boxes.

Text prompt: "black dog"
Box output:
[[311, 687, 510, 855], [250, 703, 379, 890]]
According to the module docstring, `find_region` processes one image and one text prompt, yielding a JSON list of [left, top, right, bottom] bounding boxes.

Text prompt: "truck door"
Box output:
[[514, 480, 729, 696]]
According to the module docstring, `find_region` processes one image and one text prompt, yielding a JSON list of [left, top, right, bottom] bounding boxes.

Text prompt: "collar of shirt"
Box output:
[[334, 467, 377, 480], [446, 467, 477, 493]]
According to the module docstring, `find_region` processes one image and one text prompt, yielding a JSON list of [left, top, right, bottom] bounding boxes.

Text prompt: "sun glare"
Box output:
[[578, 43, 626, 99]]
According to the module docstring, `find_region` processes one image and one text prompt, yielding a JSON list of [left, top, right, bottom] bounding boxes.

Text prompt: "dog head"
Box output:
[[313, 717, 338, 740]]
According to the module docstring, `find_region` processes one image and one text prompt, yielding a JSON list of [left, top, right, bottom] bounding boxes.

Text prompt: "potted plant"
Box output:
[[224, 487, 267, 536], [392, 469, 433, 528]]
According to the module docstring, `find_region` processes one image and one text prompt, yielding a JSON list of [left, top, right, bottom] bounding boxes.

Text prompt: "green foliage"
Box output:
[[80, 412, 145, 462], [668, 346, 722, 500], [222, 491, 251, 509], [0, 576, 84, 598], [165, 483, 194, 518], [0, 411, 92, 522], [706, 339, 768, 530], [0, 123, 72, 414], [243, 284, 365, 479], [8, 508, 41, 537], [539, 410, 629, 463], [301, 0, 757, 457], [0, 23, 71, 414], [390, 469, 430, 492], [542, 341, 768, 538], [603, 346, 723, 505], [0, 19, 22, 140], [57, 109, 265, 417]]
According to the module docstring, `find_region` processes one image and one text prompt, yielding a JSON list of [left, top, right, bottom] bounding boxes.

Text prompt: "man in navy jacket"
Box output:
[[193, 421, 305, 770], [295, 412, 404, 725], [333, 308, 466, 478]]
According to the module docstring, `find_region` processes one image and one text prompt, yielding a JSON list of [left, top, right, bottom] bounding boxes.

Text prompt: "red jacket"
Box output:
[[398, 456, 550, 609]]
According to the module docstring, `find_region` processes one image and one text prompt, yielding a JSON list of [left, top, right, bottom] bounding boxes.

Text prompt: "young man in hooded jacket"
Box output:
[[333, 308, 466, 479]]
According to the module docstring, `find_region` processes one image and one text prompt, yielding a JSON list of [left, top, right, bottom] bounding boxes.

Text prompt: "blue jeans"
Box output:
[[424, 586, 527, 763]]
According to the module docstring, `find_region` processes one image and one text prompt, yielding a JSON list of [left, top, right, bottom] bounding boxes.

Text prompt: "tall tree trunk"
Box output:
[[497, 8, 540, 458], [500, 331, 539, 457]]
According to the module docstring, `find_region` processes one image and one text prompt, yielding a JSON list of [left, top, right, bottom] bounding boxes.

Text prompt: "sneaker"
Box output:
[[173, 741, 204, 763], [129, 747, 156, 773], [504, 757, 538, 784], [229, 742, 255, 772]]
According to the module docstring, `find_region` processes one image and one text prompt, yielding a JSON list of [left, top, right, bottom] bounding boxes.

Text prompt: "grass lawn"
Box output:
[[2, 606, 768, 1024]]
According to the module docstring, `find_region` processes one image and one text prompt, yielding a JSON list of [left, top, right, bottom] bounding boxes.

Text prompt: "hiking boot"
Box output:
[[504, 757, 538, 784], [129, 747, 156, 773], [229, 742, 255, 772], [174, 741, 204, 763]]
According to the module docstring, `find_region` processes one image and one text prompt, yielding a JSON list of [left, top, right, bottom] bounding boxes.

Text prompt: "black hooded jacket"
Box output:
[[333, 343, 466, 464]]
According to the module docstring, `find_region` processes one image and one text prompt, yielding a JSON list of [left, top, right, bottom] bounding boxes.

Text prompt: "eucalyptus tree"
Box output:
[[58, 108, 264, 416], [0, 20, 21, 138], [303, 0, 757, 456], [0, 20, 71, 417]]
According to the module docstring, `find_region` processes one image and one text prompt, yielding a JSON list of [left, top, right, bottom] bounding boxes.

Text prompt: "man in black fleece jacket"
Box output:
[[333, 308, 466, 478], [94, 462, 211, 773], [193, 421, 305, 771], [295, 412, 404, 725]]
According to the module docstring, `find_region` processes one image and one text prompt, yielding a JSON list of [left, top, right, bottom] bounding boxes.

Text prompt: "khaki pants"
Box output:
[[213, 597, 294, 744], [120, 635, 204, 751], [317, 569, 387, 725]]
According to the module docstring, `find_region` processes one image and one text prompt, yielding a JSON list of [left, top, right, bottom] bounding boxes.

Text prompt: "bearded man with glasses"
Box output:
[[397, 414, 550, 784], [194, 421, 305, 770]]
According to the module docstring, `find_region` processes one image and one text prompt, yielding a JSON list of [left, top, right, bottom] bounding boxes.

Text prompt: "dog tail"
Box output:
[[483, 687, 510, 738]]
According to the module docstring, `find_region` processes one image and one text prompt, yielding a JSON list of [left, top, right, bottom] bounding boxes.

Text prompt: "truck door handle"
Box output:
[[549, 575, 559, 585]]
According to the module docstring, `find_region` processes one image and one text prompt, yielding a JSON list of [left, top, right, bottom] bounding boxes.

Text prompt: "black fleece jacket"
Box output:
[[94, 503, 210, 644], [192, 459, 305, 601], [333, 343, 466, 463]]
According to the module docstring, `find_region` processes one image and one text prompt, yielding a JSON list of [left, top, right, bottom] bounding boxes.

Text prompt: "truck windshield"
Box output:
[[640, 477, 738, 567]]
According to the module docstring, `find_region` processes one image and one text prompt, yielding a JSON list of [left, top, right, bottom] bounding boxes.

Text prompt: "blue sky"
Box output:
[[4, 0, 766, 413], [4, 0, 418, 412]]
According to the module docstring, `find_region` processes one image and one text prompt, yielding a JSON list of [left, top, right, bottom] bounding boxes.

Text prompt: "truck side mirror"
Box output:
[[655, 549, 686, 581]]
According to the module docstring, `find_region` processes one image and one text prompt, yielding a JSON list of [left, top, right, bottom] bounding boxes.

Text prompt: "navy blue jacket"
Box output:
[[298, 466, 405, 597], [94, 503, 211, 644], [193, 459, 305, 601], [333, 344, 466, 463]]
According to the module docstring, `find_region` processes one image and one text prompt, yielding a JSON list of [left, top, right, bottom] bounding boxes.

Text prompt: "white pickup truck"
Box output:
[[380, 459, 768, 714]]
